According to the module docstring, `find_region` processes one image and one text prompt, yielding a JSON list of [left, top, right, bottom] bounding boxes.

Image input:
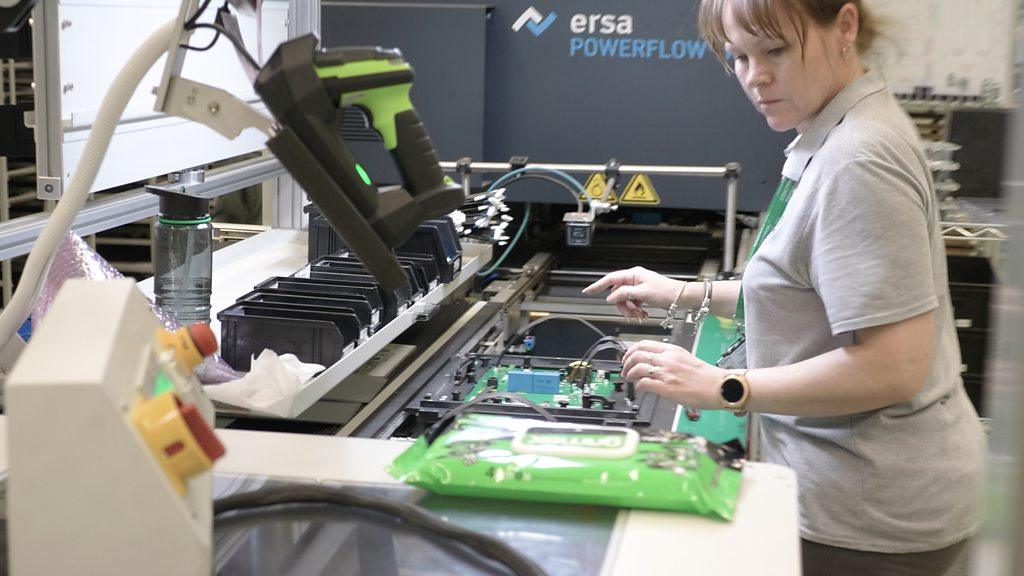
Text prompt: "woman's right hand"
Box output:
[[582, 267, 682, 321]]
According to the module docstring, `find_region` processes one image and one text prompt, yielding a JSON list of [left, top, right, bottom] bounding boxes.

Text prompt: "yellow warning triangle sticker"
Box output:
[[620, 174, 660, 205], [582, 173, 617, 203]]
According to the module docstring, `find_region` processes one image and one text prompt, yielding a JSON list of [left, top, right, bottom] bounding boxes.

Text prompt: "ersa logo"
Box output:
[[511, 7, 558, 37], [512, 7, 634, 37]]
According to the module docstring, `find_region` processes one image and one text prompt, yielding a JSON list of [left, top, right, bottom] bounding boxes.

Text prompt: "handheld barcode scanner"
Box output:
[[255, 35, 465, 303]]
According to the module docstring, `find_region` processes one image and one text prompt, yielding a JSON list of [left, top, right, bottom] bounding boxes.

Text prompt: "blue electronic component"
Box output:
[[507, 369, 562, 394], [507, 370, 534, 393], [523, 335, 536, 352], [531, 371, 561, 394]]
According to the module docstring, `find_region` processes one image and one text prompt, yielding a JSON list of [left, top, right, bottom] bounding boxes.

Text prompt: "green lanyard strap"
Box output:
[[734, 177, 798, 326]]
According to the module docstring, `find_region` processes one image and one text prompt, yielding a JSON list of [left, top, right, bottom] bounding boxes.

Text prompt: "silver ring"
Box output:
[[647, 352, 656, 363]]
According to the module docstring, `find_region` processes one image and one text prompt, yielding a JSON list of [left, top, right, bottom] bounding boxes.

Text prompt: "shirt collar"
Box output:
[[781, 70, 886, 181]]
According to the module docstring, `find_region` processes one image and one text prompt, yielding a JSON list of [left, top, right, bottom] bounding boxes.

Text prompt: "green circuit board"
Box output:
[[465, 365, 621, 408]]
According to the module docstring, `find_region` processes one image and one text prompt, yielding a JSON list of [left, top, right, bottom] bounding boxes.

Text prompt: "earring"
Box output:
[[841, 46, 851, 60]]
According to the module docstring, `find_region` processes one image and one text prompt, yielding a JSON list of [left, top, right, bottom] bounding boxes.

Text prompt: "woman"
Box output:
[[583, 1, 985, 574]]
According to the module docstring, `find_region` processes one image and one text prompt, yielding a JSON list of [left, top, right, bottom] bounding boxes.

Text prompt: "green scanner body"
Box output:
[[255, 36, 464, 297]]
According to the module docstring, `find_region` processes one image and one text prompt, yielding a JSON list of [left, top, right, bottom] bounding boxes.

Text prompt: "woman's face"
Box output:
[[723, 4, 846, 133]]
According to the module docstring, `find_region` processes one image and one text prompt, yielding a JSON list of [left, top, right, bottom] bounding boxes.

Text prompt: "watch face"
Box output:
[[721, 377, 745, 403]]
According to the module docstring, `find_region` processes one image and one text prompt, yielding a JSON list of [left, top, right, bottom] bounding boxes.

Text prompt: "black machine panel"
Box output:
[[322, 0, 794, 212]]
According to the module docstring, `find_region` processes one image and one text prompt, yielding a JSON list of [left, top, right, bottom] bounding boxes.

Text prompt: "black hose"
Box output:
[[214, 484, 548, 576]]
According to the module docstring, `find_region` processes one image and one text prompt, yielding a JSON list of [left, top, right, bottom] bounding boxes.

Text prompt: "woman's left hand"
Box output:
[[622, 340, 726, 409]]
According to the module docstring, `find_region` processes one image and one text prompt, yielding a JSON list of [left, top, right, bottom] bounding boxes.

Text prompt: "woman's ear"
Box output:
[[836, 2, 860, 52]]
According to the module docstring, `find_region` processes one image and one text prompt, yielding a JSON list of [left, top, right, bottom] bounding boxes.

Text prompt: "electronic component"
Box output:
[[562, 211, 595, 247], [507, 369, 561, 395], [412, 355, 654, 429], [567, 360, 594, 388], [523, 335, 536, 352]]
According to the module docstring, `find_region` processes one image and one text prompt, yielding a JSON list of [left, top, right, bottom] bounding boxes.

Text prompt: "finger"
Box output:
[[606, 284, 637, 305], [582, 270, 635, 294], [622, 299, 645, 316], [621, 353, 644, 374], [614, 299, 644, 322], [624, 362, 652, 383], [635, 379, 682, 400], [623, 340, 677, 364]]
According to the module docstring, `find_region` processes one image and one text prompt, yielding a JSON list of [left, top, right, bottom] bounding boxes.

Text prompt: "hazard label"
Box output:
[[620, 174, 660, 205], [581, 173, 618, 203]]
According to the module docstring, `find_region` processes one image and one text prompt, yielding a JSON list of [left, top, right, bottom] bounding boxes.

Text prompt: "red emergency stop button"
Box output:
[[132, 391, 226, 495]]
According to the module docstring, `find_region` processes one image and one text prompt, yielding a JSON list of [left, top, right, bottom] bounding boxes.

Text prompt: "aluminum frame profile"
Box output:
[[0, 156, 286, 261], [262, 0, 321, 230], [30, 0, 63, 201]]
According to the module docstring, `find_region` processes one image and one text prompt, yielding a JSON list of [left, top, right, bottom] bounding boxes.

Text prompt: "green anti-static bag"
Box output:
[[388, 413, 744, 521]]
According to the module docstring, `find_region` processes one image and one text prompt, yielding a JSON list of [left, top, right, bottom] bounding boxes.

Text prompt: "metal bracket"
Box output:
[[144, 155, 285, 200], [37, 176, 61, 201], [162, 77, 274, 140], [153, 0, 199, 114], [456, 157, 473, 198]]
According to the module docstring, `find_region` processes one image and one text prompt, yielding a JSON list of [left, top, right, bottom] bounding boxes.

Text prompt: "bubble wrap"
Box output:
[[33, 232, 242, 384]]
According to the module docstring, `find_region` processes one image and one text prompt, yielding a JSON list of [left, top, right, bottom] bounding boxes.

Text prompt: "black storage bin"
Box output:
[[296, 267, 411, 319], [235, 300, 369, 342], [218, 304, 360, 371], [237, 289, 381, 332], [305, 205, 346, 261], [308, 256, 429, 298], [398, 220, 462, 283], [397, 252, 441, 289], [305, 204, 462, 282], [256, 277, 388, 321]]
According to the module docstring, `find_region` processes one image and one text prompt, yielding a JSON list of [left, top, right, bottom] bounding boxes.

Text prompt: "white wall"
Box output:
[[37, 0, 289, 193], [870, 0, 1018, 106]]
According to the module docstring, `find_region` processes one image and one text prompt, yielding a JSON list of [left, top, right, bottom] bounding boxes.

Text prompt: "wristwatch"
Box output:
[[720, 370, 751, 415]]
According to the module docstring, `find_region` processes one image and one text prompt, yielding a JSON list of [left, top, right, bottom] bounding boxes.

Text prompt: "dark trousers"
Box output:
[[802, 538, 967, 576]]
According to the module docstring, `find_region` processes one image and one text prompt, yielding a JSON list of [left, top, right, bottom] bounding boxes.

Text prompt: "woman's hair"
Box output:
[[699, 0, 880, 66]]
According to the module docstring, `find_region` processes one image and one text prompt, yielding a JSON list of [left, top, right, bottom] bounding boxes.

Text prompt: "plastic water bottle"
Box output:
[[154, 193, 213, 325]]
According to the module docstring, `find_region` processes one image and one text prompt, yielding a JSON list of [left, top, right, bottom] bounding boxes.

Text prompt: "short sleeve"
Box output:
[[808, 157, 938, 335]]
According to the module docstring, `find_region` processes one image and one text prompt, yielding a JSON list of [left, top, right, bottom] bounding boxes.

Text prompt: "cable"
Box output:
[[181, 28, 221, 52], [473, 166, 585, 277], [582, 335, 627, 355], [586, 342, 625, 357], [492, 316, 606, 369], [581, 342, 627, 365], [506, 173, 583, 211], [184, 0, 215, 29], [489, 167, 585, 212], [0, 20, 179, 366], [425, 391, 557, 445], [214, 485, 547, 576], [519, 315, 605, 339], [453, 353, 478, 384], [190, 22, 260, 71]]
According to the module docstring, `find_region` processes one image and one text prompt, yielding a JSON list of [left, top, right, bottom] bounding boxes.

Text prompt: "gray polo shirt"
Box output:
[[743, 71, 986, 553]]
